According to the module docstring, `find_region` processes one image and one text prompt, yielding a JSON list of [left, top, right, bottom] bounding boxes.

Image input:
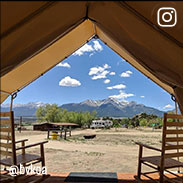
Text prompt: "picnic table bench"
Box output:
[[47, 123, 79, 140], [47, 128, 71, 140]]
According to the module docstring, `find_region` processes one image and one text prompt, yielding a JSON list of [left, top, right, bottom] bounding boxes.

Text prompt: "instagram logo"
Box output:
[[157, 7, 177, 27]]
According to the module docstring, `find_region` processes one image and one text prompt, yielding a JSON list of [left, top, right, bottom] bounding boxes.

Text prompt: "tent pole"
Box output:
[[175, 101, 178, 115]]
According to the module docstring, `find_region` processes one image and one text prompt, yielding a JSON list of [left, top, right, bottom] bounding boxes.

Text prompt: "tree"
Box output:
[[121, 118, 130, 126], [113, 118, 121, 128], [44, 104, 61, 122], [36, 106, 46, 121], [36, 104, 61, 122], [36, 105, 97, 126]]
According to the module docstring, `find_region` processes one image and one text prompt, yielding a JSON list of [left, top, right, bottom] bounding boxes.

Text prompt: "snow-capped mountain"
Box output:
[[80, 99, 102, 107], [61, 98, 164, 117], [80, 97, 129, 108], [1, 102, 45, 108], [1, 102, 46, 116], [1, 98, 164, 117]]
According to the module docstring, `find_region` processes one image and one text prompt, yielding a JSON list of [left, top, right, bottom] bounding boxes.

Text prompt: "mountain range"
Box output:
[[61, 98, 164, 117], [1, 98, 164, 117], [1, 102, 45, 117]]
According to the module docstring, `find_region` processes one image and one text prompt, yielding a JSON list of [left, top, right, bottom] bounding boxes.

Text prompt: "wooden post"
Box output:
[[22, 141, 25, 155], [175, 101, 180, 173], [64, 128, 67, 140], [10, 111, 18, 183], [47, 130, 50, 139], [40, 144, 45, 178], [41, 144, 45, 167], [60, 129, 62, 138], [160, 113, 167, 183], [19, 116, 22, 133], [22, 141, 26, 167], [137, 145, 143, 180], [69, 126, 71, 136]]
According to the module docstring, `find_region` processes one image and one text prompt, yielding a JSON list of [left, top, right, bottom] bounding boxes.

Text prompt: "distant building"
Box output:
[[33, 122, 79, 131], [33, 122, 58, 131], [90, 120, 113, 129]]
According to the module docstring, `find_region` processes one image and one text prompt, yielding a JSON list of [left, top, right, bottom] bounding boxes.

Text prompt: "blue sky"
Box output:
[[4, 39, 174, 111]]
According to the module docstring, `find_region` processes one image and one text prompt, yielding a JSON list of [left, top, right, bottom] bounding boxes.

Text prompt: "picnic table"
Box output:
[[47, 123, 79, 140]]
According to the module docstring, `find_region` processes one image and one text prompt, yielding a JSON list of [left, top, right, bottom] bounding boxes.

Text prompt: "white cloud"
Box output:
[[91, 70, 109, 80], [163, 104, 174, 109], [109, 90, 134, 100], [59, 76, 81, 87], [140, 96, 145, 98], [121, 73, 129, 77], [107, 84, 126, 90], [57, 62, 71, 68], [89, 64, 111, 80], [73, 44, 94, 56], [126, 71, 132, 74], [73, 40, 103, 56], [89, 66, 105, 76], [120, 70, 133, 77], [104, 79, 110, 84], [103, 64, 111, 69], [109, 72, 116, 76], [93, 40, 103, 51]]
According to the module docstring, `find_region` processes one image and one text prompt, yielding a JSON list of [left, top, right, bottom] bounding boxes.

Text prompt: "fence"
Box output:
[[14, 116, 38, 132]]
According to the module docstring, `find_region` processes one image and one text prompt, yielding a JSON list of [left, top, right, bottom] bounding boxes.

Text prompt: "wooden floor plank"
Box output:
[[1, 172, 182, 183]]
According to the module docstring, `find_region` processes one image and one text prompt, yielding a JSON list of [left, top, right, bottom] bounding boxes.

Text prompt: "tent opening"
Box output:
[[2, 38, 180, 173]]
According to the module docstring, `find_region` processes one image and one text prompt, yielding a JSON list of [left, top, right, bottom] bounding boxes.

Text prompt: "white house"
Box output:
[[90, 120, 113, 129]]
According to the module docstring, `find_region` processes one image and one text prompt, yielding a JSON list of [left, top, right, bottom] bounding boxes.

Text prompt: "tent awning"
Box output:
[[1, 1, 183, 114]]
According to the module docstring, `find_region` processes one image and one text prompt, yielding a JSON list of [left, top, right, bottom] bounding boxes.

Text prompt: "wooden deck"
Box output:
[[46, 172, 136, 182], [1, 172, 182, 183], [40, 172, 183, 183]]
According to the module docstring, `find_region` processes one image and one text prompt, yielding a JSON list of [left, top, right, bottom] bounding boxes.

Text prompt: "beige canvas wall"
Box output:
[[1, 1, 183, 114]]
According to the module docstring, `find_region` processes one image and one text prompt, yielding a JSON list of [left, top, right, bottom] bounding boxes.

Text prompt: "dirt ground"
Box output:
[[15, 127, 163, 173]]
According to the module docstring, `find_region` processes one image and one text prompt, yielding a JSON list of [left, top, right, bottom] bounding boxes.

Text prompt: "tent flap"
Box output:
[[1, 1, 88, 76], [174, 87, 183, 114], [0, 20, 95, 103]]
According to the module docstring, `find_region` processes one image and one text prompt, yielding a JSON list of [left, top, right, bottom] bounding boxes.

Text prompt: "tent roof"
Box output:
[[1, 1, 183, 114]]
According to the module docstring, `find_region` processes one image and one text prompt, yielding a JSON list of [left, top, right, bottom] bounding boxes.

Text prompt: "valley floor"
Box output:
[[13, 128, 166, 173], [14, 127, 165, 173]]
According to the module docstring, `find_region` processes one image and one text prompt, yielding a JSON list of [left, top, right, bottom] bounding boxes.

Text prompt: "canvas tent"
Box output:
[[1, 1, 183, 114]]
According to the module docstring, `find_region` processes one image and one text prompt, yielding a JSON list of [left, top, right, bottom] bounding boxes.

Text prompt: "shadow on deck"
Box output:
[[1, 172, 182, 183], [44, 172, 136, 183], [43, 172, 182, 183]]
